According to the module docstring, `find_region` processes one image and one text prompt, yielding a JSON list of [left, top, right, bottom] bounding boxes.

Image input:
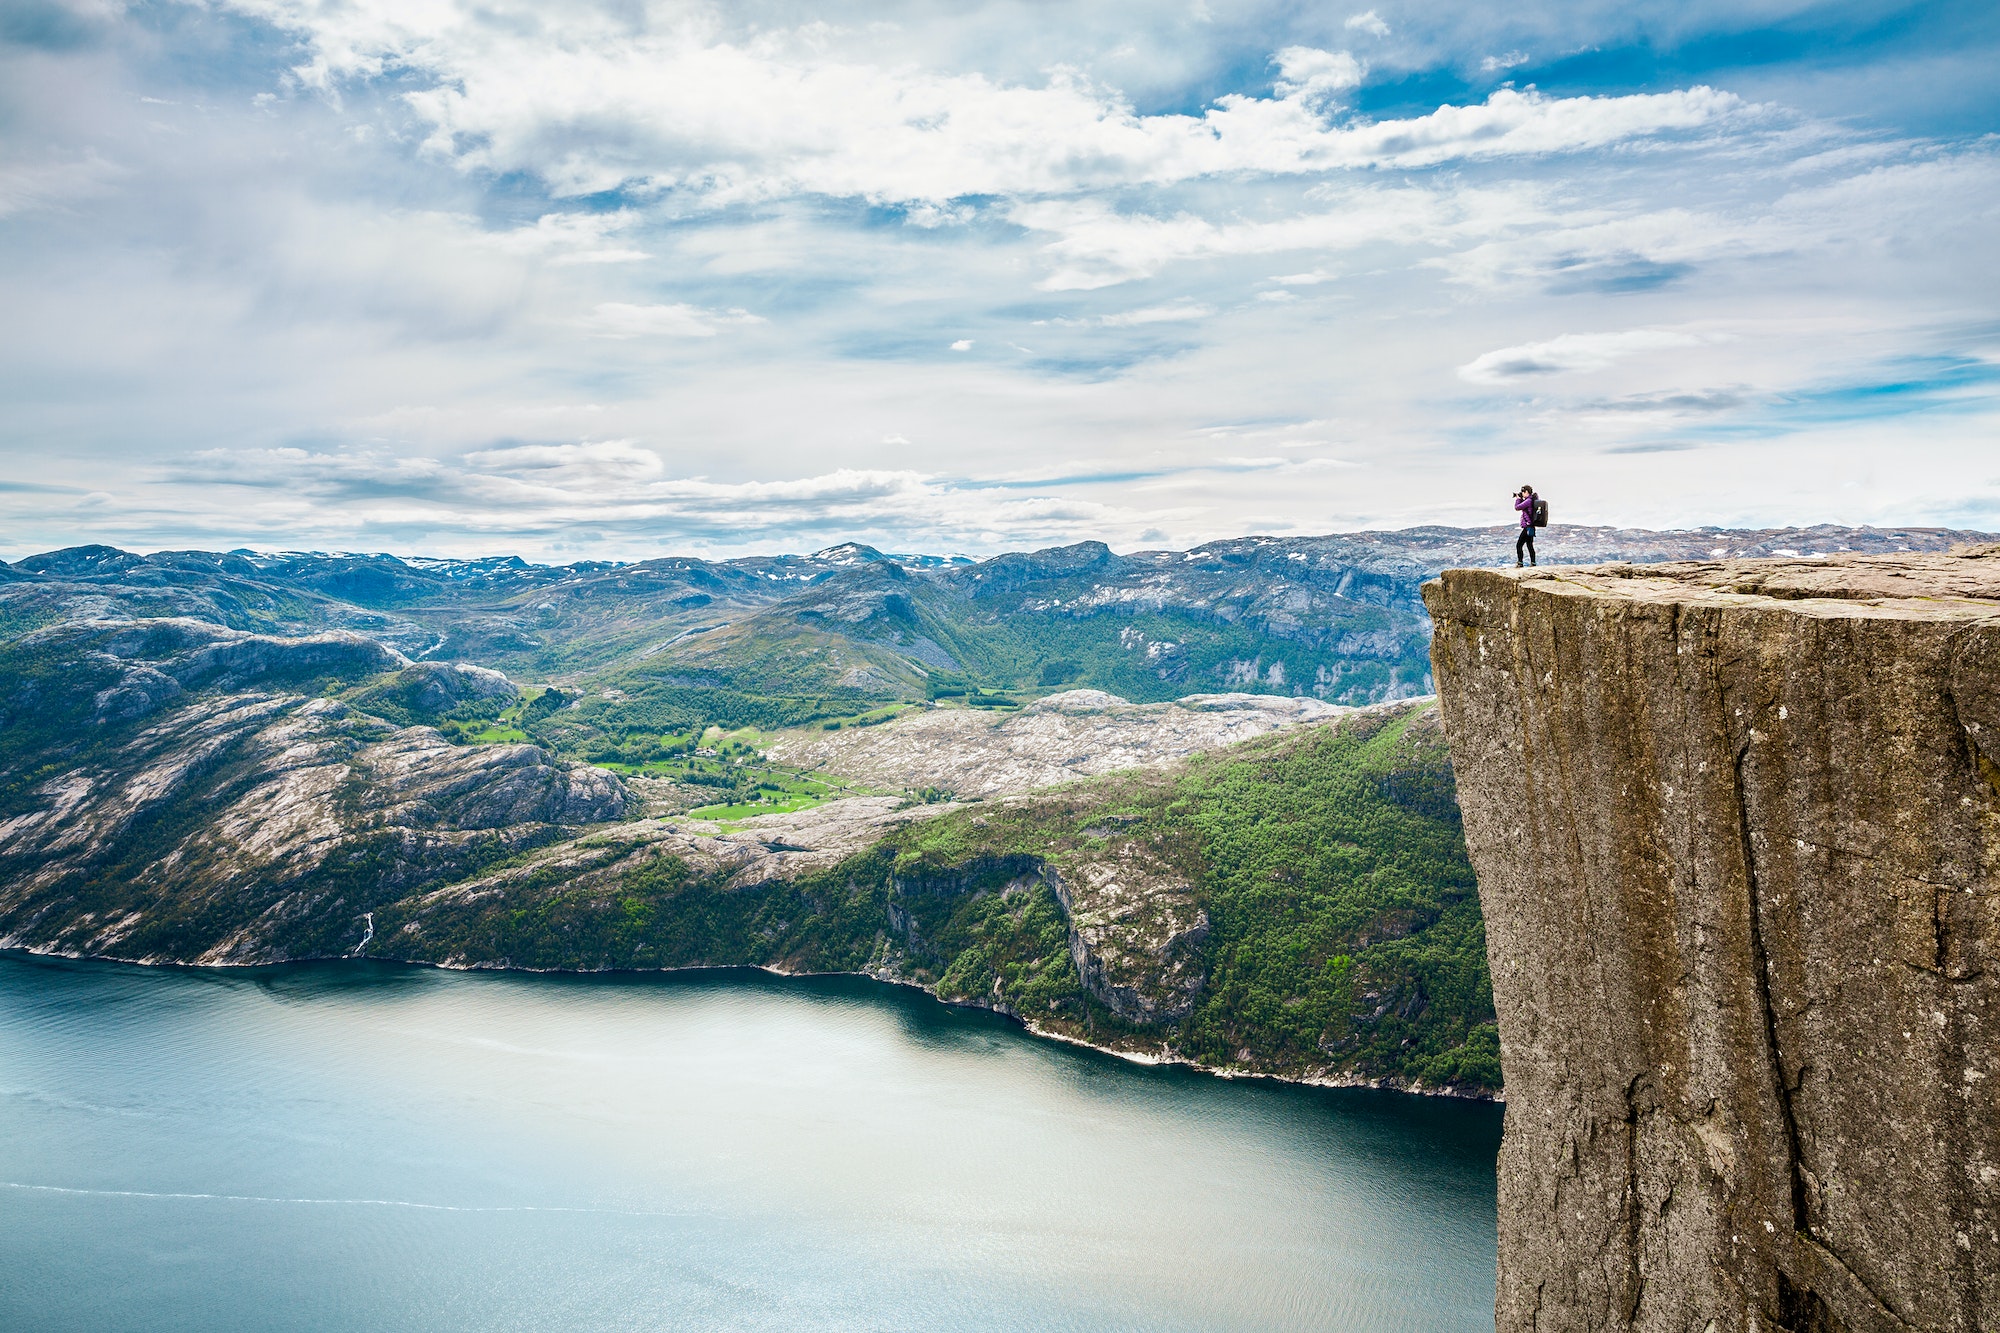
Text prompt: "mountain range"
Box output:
[[5, 522, 1980, 736]]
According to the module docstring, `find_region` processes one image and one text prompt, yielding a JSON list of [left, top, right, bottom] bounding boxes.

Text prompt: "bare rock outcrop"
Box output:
[[1425, 550, 2000, 1332], [766, 688, 1345, 796], [10, 617, 408, 727], [1047, 855, 1209, 1023], [623, 796, 1211, 1023], [350, 660, 519, 720]]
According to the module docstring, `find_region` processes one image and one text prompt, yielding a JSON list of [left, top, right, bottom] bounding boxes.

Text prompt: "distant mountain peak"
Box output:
[[809, 543, 889, 564], [12, 544, 146, 577]]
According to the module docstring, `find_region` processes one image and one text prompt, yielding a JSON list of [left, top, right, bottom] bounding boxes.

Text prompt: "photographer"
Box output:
[[1513, 485, 1539, 567]]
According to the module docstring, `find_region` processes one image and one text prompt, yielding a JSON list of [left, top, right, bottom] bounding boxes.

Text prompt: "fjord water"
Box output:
[[0, 954, 1499, 1332]]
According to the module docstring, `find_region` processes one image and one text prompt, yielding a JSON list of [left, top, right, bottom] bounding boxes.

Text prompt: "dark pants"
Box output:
[[1516, 527, 1536, 565]]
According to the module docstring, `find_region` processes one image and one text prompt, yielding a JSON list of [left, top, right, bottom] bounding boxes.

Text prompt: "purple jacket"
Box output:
[[1515, 493, 1535, 529]]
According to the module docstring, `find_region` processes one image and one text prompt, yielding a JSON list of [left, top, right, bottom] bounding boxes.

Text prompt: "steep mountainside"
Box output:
[[0, 619, 627, 962], [368, 703, 1494, 1094], [1427, 551, 2000, 1331]]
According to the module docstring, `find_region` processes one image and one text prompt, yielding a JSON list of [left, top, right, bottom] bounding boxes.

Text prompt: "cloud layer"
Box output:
[[221, 0, 1743, 201]]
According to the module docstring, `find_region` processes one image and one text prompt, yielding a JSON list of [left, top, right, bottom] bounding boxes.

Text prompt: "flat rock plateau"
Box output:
[[763, 689, 1345, 797], [1426, 549, 2000, 1332]]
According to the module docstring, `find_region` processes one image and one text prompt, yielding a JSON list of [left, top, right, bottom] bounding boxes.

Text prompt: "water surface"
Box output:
[[0, 953, 1499, 1331]]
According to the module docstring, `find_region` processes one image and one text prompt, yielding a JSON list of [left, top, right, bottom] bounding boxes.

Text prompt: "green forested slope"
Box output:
[[873, 703, 1497, 1090]]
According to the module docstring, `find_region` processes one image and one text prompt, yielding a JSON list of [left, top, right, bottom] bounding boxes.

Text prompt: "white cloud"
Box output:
[[1428, 148, 2000, 293], [1481, 51, 1530, 73], [904, 202, 977, 227], [1272, 46, 1365, 104], [1430, 205, 1724, 291], [479, 211, 652, 265], [1458, 329, 1708, 384], [1015, 181, 1545, 289], [209, 2, 1742, 204], [0, 151, 124, 218], [4, 1, 1998, 562], [1344, 11, 1391, 38], [1098, 301, 1213, 325], [579, 302, 763, 338], [950, 338, 973, 350], [1320, 86, 1741, 170], [463, 440, 666, 483], [137, 448, 1166, 552]]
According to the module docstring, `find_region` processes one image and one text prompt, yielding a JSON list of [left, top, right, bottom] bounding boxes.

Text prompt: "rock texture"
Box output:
[[1425, 550, 2000, 1332], [1047, 855, 1210, 1023]]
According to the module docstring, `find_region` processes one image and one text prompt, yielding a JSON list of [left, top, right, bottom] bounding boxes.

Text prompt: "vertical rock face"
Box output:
[[1046, 858, 1211, 1023], [1424, 552, 2000, 1333]]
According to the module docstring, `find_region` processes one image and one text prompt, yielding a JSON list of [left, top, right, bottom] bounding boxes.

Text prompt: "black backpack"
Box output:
[[1531, 497, 1549, 528]]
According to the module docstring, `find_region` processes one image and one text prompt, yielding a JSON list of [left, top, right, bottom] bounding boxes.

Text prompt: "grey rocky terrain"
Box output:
[[765, 688, 1345, 796]]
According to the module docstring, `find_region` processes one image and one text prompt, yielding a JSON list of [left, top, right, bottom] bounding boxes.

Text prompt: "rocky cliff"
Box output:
[[1425, 551, 2000, 1332]]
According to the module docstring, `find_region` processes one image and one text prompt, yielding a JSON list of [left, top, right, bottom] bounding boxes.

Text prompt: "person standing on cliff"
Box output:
[[1514, 485, 1538, 567]]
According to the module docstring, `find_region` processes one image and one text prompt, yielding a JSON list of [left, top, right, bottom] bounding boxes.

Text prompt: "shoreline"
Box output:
[[0, 940, 1501, 1105]]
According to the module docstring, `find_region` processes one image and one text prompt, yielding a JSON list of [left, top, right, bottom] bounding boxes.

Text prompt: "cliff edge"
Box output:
[[1425, 550, 2000, 1332]]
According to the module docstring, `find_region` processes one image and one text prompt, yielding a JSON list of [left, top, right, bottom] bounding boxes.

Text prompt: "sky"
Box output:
[[1, 0, 1997, 561]]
